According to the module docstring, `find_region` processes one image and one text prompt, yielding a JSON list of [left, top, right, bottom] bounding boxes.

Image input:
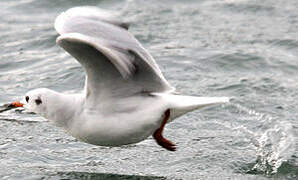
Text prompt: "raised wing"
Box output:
[[55, 7, 174, 103]]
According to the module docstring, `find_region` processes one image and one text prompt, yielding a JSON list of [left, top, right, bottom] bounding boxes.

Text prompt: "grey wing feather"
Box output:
[[55, 6, 129, 32], [55, 6, 174, 101]]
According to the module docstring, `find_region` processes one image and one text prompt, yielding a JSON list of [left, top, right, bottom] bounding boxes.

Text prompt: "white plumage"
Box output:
[[21, 6, 229, 150]]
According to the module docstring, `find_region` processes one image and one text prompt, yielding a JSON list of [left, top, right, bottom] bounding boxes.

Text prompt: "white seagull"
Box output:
[[11, 6, 229, 151]]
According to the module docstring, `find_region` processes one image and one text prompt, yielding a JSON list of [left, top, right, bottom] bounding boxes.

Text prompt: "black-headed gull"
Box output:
[[10, 6, 229, 151]]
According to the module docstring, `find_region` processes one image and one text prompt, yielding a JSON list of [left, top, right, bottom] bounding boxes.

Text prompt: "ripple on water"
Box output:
[[228, 103, 295, 176]]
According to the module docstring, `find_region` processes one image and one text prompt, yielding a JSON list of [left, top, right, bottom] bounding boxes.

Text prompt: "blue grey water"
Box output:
[[0, 0, 297, 179]]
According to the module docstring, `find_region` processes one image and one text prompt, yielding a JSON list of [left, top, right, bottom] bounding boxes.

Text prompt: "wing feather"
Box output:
[[55, 6, 174, 103]]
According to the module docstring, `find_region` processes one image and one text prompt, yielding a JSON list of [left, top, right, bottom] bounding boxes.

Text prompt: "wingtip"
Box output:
[[54, 6, 130, 34], [54, 11, 66, 34], [56, 33, 89, 45], [56, 34, 67, 46]]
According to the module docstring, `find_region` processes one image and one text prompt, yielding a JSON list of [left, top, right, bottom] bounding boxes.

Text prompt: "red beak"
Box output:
[[10, 101, 24, 108]]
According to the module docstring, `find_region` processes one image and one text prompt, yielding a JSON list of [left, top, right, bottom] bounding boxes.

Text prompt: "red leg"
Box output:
[[153, 109, 176, 151]]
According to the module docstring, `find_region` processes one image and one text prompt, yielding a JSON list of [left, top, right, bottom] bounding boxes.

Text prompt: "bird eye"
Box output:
[[35, 98, 42, 105], [25, 96, 29, 103]]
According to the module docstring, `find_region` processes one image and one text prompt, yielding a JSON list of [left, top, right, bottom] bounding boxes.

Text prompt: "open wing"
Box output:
[[55, 7, 174, 102]]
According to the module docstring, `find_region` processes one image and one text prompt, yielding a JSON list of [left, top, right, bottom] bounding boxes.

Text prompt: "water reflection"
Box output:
[[49, 171, 166, 180]]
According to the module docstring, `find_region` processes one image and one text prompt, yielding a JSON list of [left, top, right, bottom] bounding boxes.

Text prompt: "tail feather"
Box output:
[[154, 93, 229, 120]]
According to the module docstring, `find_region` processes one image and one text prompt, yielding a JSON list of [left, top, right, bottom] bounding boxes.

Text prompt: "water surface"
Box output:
[[0, 0, 297, 179]]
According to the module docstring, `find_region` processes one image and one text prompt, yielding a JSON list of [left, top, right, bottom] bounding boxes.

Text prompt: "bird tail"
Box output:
[[154, 93, 229, 120]]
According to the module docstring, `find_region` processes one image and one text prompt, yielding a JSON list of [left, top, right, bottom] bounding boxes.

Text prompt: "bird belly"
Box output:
[[69, 110, 164, 146]]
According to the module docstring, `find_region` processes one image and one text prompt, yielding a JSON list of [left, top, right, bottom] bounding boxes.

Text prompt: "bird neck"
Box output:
[[45, 92, 85, 129]]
